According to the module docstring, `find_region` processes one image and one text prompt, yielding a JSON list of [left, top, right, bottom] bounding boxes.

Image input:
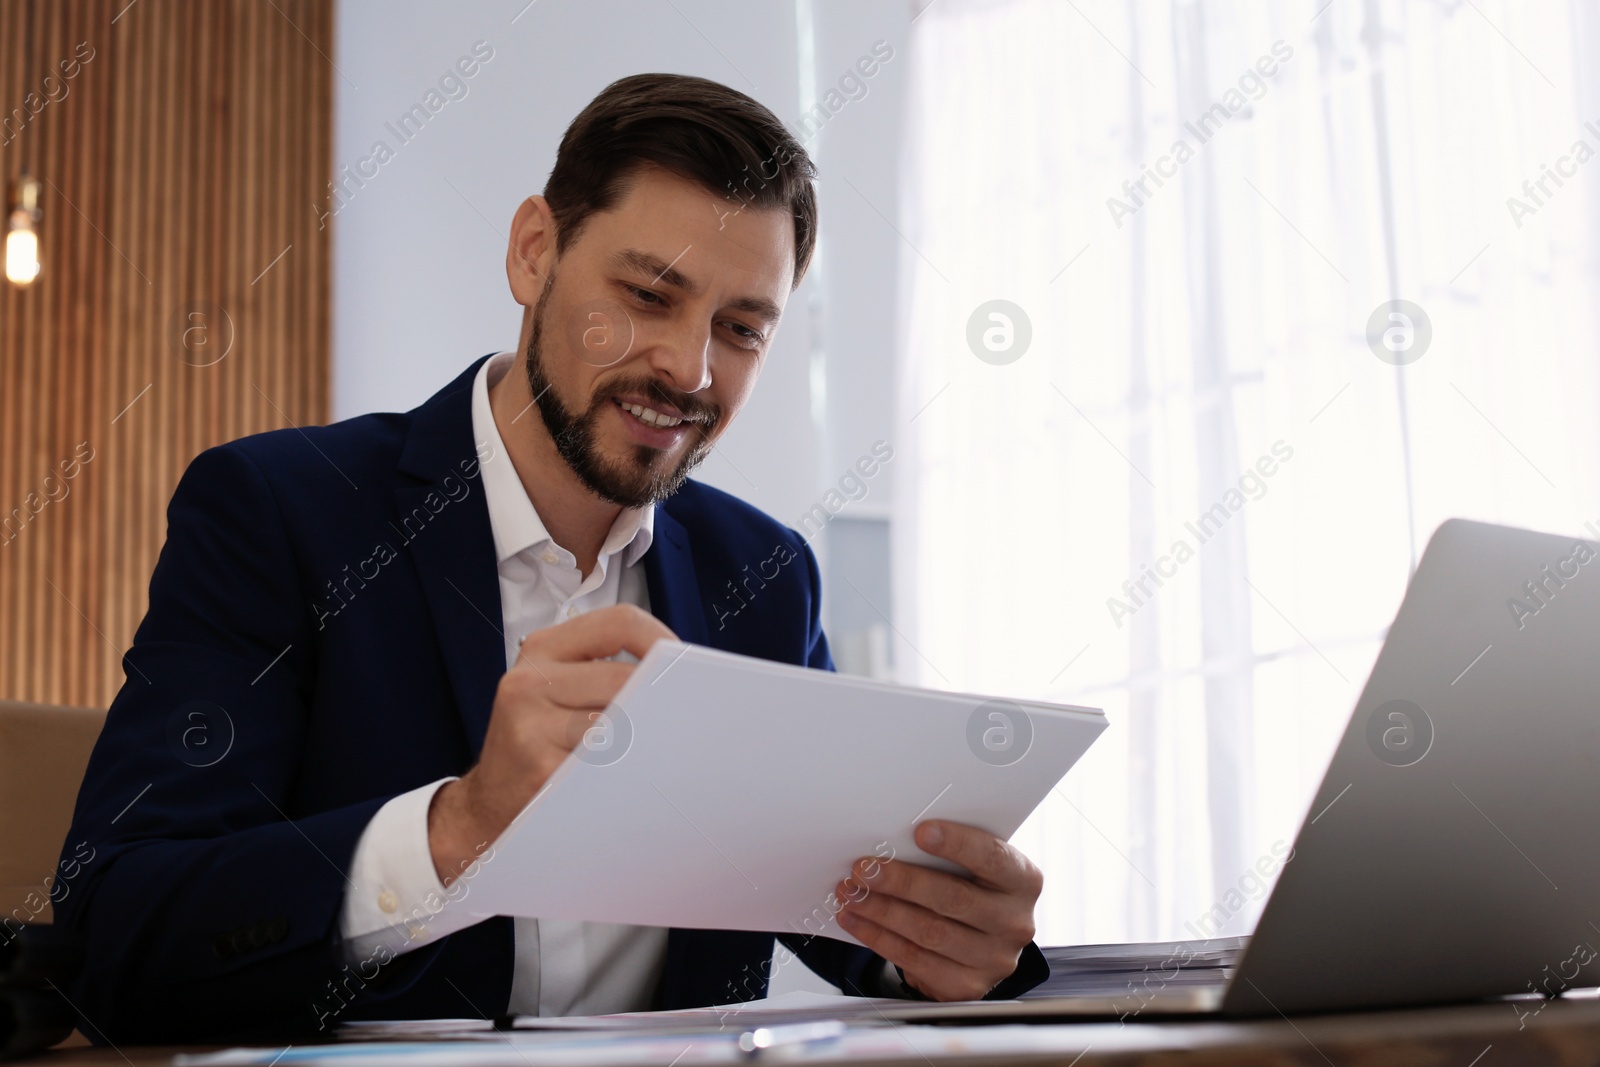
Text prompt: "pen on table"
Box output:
[[737, 1019, 847, 1059]]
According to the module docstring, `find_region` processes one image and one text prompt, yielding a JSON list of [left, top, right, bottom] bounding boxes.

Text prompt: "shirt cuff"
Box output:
[[339, 777, 491, 960]]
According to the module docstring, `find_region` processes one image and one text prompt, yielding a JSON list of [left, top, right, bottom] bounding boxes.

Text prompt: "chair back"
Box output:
[[0, 701, 105, 924]]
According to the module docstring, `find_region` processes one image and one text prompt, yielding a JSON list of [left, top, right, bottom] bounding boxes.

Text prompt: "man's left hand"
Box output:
[[834, 820, 1043, 1001]]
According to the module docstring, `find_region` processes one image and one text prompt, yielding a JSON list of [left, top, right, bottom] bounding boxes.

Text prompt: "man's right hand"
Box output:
[[427, 603, 676, 884]]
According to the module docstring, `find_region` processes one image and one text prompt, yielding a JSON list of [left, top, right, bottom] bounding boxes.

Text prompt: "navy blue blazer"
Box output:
[[56, 355, 1044, 1043]]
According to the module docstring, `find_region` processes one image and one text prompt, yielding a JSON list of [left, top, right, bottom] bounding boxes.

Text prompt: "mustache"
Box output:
[[595, 375, 721, 429]]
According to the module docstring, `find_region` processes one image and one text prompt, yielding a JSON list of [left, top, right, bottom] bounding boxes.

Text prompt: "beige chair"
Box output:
[[0, 700, 106, 924]]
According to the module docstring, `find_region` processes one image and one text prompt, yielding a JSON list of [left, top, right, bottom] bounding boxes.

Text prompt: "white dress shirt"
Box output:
[[340, 351, 669, 1016]]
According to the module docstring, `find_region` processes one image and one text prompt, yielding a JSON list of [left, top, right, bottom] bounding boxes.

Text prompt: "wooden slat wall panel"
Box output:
[[0, 0, 332, 708]]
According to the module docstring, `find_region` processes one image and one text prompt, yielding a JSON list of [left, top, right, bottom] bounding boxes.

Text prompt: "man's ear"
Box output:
[[506, 195, 555, 306]]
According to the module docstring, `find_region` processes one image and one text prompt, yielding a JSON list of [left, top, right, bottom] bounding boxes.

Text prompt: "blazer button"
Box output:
[[268, 917, 289, 943], [212, 932, 235, 959]]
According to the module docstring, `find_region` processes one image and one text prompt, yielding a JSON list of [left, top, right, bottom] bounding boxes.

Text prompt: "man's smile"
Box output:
[[610, 394, 697, 448]]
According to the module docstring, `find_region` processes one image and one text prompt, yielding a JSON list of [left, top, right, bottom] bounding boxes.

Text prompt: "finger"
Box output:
[[834, 909, 993, 1002], [836, 882, 997, 972], [914, 821, 1043, 896], [850, 856, 1014, 935], [524, 603, 677, 663], [498, 660, 636, 709]]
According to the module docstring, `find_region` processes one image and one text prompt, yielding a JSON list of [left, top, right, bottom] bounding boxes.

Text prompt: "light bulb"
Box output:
[[6, 175, 42, 287], [6, 211, 40, 286]]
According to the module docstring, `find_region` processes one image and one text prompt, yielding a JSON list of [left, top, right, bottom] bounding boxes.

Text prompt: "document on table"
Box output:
[[458, 641, 1107, 942], [176, 1021, 1124, 1067]]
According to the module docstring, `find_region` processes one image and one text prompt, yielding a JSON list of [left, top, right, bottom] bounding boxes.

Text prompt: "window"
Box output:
[[894, 0, 1600, 945]]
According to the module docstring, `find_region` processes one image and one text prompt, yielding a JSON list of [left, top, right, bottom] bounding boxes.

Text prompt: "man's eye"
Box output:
[[627, 286, 664, 306], [725, 322, 763, 344]]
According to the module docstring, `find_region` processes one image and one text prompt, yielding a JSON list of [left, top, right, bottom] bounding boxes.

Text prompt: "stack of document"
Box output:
[[460, 642, 1107, 942], [1029, 938, 1246, 997]]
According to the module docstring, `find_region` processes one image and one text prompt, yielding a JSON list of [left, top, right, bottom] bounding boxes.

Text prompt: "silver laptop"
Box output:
[[884, 517, 1600, 1020]]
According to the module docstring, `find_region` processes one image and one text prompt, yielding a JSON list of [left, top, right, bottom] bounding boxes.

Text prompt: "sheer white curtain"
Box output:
[[893, 0, 1600, 946]]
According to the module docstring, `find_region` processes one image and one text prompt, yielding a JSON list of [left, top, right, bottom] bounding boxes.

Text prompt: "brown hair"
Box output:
[[543, 74, 818, 287]]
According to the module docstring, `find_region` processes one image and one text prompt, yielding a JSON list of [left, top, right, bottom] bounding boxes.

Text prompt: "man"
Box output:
[[57, 74, 1047, 1043]]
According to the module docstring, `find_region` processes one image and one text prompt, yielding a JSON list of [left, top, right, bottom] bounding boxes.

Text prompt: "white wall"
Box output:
[[806, 0, 908, 510], [802, 0, 910, 673]]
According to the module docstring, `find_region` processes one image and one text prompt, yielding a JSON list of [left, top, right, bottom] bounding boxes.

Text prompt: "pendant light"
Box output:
[[6, 0, 42, 288], [5, 174, 41, 287]]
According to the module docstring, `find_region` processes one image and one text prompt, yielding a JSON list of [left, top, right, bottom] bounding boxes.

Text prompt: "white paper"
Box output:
[[460, 642, 1106, 942], [497, 991, 903, 1032]]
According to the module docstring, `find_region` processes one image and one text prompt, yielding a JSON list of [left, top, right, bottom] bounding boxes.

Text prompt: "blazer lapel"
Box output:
[[394, 356, 504, 757], [644, 505, 711, 647]]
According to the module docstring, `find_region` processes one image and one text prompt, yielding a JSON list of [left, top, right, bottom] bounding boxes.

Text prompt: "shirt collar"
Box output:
[[470, 351, 655, 568]]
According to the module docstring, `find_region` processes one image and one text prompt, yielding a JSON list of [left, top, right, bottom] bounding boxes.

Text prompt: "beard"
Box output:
[[523, 271, 721, 509]]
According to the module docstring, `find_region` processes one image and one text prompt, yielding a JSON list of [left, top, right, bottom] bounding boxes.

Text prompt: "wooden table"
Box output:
[[26, 996, 1600, 1066]]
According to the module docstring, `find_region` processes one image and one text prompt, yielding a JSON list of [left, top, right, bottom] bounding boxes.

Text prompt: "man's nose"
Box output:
[[648, 316, 713, 394]]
